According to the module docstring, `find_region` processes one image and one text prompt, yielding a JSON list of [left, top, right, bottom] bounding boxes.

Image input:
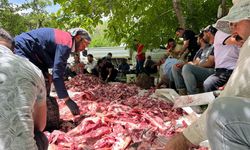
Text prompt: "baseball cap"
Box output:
[[204, 25, 218, 36], [68, 28, 91, 41], [215, 0, 250, 33]]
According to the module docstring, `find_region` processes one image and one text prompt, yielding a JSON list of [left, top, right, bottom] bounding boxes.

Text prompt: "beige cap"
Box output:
[[232, 0, 240, 5], [215, 0, 250, 33]]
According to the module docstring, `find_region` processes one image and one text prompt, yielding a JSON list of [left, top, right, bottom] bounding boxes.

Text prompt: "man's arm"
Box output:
[[164, 132, 200, 150], [191, 57, 201, 65], [53, 45, 80, 115], [32, 69, 47, 131], [182, 112, 208, 144], [33, 99, 47, 131], [53, 45, 71, 99], [179, 40, 190, 60], [106, 68, 113, 81], [198, 55, 215, 68], [182, 40, 190, 52], [165, 111, 208, 149]]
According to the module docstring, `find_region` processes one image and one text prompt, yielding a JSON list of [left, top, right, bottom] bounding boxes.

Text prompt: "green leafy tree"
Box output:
[[90, 22, 117, 47], [0, 0, 28, 35], [21, 0, 53, 29], [54, 0, 178, 49], [12, 0, 232, 48], [0, 0, 56, 35]]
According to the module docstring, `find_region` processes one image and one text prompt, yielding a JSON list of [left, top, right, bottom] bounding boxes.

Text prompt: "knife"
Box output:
[[173, 90, 220, 108]]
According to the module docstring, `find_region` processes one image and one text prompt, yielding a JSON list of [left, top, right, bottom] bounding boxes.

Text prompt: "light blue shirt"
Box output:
[[163, 58, 180, 77]]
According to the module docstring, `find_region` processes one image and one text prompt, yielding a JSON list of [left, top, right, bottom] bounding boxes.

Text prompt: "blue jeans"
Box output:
[[203, 70, 232, 92], [136, 60, 144, 74], [182, 64, 214, 94], [172, 64, 185, 90], [206, 97, 250, 150]]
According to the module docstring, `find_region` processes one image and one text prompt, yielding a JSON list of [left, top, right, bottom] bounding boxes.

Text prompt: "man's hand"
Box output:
[[65, 98, 80, 115], [105, 75, 111, 83], [164, 133, 199, 150], [175, 63, 185, 69]]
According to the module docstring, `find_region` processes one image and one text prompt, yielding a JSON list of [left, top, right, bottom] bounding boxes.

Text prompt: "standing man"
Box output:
[[14, 28, 91, 115], [165, 0, 250, 149], [0, 28, 48, 150], [134, 39, 145, 74], [175, 27, 200, 61]]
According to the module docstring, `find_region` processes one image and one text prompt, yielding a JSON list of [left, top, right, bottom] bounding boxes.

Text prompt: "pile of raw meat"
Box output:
[[45, 75, 199, 150]]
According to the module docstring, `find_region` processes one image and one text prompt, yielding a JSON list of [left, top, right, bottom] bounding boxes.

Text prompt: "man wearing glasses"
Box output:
[[14, 28, 91, 116]]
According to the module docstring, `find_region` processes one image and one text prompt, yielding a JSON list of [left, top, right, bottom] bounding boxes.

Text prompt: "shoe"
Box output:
[[177, 88, 187, 95]]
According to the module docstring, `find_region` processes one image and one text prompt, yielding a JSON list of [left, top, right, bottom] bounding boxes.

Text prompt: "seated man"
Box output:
[[118, 58, 130, 75], [164, 38, 184, 59], [203, 28, 240, 92], [65, 53, 84, 78], [143, 55, 157, 74], [70, 53, 84, 75], [165, 38, 176, 56], [161, 57, 180, 89], [98, 57, 118, 82], [84, 54, 97, 74], [156, 55, 169, 88], [172, 30, 215, 95], [106, 52, 112, 62], [0, 28, 47, 150], [165, 1, 250, 149]]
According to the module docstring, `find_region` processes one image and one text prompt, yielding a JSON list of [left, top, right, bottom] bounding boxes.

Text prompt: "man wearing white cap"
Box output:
[[14, 28, 91, 116], [165, 0, 250, 149]]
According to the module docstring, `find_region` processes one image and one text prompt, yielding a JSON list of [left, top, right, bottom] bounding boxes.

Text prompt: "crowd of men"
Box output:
[[0, 0, 250, 149], [164, 0, 250, 149]]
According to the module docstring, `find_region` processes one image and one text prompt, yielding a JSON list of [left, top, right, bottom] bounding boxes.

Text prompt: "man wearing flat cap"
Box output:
[[14, 28, 91, 116], [165, 0, 250, 149]]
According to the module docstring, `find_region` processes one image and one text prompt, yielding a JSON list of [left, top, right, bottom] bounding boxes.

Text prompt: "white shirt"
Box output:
[[0, 45, 46, 150], [84, 60, 97, 73], [214, 30, 240, 70], [183, 36, 250, 145]]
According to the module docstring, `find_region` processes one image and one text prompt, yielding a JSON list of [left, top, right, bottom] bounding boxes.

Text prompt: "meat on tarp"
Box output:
[[45, 75, 206, 150]]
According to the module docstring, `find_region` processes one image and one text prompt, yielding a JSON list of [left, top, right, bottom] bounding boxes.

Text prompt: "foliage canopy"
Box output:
[[0, 0, 53, 36], [54, 0, 232, 49], [1, 0, 232, 48]]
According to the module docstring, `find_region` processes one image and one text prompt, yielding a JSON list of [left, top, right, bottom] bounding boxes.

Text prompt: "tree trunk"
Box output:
[[221, 0, 228, 17], [218, 0, 228, 18], [172, 0, 185, 28]]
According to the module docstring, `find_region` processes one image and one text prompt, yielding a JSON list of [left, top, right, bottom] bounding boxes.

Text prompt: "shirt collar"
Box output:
[[0, 45, 13, 54]]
